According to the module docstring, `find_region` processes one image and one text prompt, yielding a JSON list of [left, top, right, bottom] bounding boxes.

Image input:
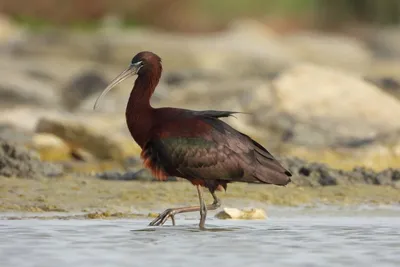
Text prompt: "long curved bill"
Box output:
[[93, 62, 142, 110]]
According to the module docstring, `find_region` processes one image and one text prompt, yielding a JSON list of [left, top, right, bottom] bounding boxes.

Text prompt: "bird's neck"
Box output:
[[125, 72, 160, 147]]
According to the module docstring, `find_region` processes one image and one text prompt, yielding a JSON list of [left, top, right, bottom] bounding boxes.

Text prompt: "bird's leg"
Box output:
[[210, 191, 221, 209], [197, 185, 207, 230], [148, 187, 221, 227]]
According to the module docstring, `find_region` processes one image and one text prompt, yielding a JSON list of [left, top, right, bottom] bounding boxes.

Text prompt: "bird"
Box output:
[[93, 51, 292, 229]]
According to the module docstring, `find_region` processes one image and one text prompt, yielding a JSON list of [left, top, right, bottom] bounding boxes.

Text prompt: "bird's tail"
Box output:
[[252, 141, 292, 186]]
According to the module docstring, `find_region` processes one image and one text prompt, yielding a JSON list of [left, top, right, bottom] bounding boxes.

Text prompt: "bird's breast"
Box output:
[[140, 148, 170, 181]]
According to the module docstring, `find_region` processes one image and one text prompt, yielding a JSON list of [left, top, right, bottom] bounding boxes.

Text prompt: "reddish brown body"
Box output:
[[141, 147, 225, 190], [94, 51, 292, 228], [122, 51, 291, 193]]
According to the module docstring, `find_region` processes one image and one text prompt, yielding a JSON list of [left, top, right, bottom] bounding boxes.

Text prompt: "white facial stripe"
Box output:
[[131, 61, 142, 67]]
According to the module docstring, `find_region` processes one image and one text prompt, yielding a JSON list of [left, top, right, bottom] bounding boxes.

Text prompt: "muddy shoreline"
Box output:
[[1, 176, 399, 218]]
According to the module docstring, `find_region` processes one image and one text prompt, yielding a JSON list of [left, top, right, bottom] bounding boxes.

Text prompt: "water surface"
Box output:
[[1, 208, 400, 267]]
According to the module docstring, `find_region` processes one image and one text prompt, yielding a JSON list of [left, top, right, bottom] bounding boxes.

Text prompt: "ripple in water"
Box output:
[[0, 214, 400, 267]]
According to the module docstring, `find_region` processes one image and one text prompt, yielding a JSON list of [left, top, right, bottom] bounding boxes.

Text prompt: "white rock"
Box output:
[[0, 107, 67, 131], [30, 133, 71, 161], [215, 208, 267, 220], [34, 115, 139, 161], [272, 63, 400, 142], [32, 133, 68, 149]]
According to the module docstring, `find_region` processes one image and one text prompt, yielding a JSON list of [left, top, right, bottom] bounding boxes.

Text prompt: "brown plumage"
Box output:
[[93, 51, 292, 229]]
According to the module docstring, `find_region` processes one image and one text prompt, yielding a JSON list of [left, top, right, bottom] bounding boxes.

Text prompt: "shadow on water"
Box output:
[[131, 224, 244, 233], [129, 218, 293, 233]]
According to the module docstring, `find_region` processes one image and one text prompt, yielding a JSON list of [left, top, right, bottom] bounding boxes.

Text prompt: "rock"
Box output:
[[69, 147, 97, 162], [166, 78, 271, 109], [186, 19, 296, 75], [30, 133, 71, 162], [393, 180, 400, 189], [346, 167, 379, 185], [365, 76, 400, 101], [35, 115, 140, 162], [375, 168, 400, 186], [122, 156, 141, 168], [97, 171, 138, 181], [0, 107, 69, 132], [215, 208, 267, 220], [60, 70, 109, 111], [280, 157, 342, 186], [283, 32, 372, 72], [162, 70, 221, 87], [279, 156, 400, 187], [0, 55, 98, 94], [0, 140, 63, 178], [0, 70, 60, 108], [12, 20, 295, 76], [78, 85, 131, 113], [123, 169, 155, 181], [0, 123, 33, 145], [271, 63, 400, 147], [364, 27, 400, 59], [97, 168, 177, 182], [79, 77, 169, 113]]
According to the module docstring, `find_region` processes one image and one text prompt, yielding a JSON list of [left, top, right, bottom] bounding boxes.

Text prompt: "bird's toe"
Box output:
[[148, 209, 175, 226]]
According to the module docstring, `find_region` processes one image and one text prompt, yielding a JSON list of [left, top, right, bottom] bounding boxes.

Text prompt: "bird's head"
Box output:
[[93, 51, 162, 110], [130, 51, 162, 76]]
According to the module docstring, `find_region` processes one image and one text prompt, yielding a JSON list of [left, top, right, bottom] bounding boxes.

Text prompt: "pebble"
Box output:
[[215, 208, 267, 220]]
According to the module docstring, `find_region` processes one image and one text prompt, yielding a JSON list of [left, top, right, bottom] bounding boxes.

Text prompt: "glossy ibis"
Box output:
[[93, 51, 292, 229]]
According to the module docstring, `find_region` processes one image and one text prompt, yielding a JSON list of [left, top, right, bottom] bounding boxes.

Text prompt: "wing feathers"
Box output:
[[143, 112, 291, 187], [191, 110, 243, 118]]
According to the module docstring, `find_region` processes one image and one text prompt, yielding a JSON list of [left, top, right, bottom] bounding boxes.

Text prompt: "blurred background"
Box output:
[[1, 0, 400, 177], [2, 3, 400, 266]]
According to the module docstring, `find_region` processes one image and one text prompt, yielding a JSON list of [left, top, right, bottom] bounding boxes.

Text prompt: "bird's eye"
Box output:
[[131, 60, 143, 67]]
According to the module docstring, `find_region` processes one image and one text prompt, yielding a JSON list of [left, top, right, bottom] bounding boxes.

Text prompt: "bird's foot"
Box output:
[[149, 209, 176, 226]]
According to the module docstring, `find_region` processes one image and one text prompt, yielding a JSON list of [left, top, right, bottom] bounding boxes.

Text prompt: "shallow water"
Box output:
[[1, 208, 400, 267]]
